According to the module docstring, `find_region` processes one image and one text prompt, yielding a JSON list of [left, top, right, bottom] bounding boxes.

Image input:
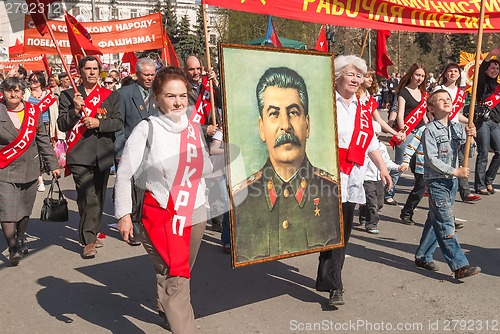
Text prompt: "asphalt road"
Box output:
[[1, 145, 499, 334]]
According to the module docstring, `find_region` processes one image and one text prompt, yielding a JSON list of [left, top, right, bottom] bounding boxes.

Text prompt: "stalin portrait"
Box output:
[[232, 66, 342, 264]]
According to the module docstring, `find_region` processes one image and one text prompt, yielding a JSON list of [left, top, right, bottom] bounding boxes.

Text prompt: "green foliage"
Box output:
[[218, 10, 320, 47], [192, 5, 206, 57], [176, 14, 198, 61], [164, 0, 179, 44]]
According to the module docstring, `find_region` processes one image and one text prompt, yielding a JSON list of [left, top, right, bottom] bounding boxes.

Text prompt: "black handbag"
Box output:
[[40, 178, 69, 222]]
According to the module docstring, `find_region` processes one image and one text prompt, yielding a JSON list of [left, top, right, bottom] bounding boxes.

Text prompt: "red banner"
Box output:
[[205, 0, 500, 33], [0, 54, 46, 71], [24, 13, 163, 55]]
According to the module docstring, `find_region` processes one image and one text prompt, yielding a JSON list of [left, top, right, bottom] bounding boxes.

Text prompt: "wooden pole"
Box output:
[[201, 0, 217, 127], [463, 0, 486, 166], [32, 5, 78, 92], [360, 29, 369, 58]]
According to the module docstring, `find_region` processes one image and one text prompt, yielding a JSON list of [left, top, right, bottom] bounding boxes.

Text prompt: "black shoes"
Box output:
[[16, 239, 28, 254], [454, 222, 464, 229], [328, 289, 345, 306], [455, 265, 481, 279], [415, 259, 439, 271], [9, 249, 23, 266], [400, 215, 416, 225], [211, 222, 223, 233]]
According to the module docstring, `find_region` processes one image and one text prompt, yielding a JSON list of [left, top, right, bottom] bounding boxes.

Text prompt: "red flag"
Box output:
[[315, 25, 328, 52], [26, 0, 55, 36], [376, 30, 393, 79], [265, 16, 282, 48], [65, 12, 102, 63], [9, 39, 24, 55], [42, 54, 51, 76], [161, 27, 180, 67], [121, 52, 138, 74]]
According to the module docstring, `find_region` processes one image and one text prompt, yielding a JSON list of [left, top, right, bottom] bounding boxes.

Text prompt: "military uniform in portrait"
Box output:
[[233, 158, 341, 263]]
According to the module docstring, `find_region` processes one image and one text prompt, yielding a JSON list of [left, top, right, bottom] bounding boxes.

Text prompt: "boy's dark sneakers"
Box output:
[[415, 259, 439, 271], [400, 215, 415, 225], [454, 222, 464, 229], [328, 289, 345, 306], [455, 265, 481, 279]]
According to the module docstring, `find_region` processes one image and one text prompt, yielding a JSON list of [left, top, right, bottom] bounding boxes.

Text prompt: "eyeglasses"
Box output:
[[29, 79, 39, 83], [103, 81, 114, 85], [343, 72, 363, 79]]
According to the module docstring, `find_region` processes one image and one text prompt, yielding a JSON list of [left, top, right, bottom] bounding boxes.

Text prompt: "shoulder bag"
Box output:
[[40, 177, 69, 222], [131, 118, 153, 224]]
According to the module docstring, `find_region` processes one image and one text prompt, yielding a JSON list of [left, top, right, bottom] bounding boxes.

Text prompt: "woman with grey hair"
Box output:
[[316, 55, 392, 307]]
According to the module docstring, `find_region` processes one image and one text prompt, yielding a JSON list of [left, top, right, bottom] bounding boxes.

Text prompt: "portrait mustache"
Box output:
[[274, 131, 301, 148]]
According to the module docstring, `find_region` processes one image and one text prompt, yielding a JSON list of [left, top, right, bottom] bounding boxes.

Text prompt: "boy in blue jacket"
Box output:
[[415, 89, 481, 279]]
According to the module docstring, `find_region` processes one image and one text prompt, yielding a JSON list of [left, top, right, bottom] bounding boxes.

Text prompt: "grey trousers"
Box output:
[[140, 206, 206, 334]]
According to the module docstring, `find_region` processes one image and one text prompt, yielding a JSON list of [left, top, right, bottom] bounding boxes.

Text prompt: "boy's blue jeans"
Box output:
[[415, 178, 469, 272]]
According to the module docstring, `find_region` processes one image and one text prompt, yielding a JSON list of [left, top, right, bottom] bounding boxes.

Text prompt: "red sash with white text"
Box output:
[[450, 89, 466, 120], [389, 95, 428, 147], [0, 97, 56, 168], [65, 87, 112, 156], [364, 96, 378, 115], [482, 84, 500, 110], [338, 99, 374, 175], [142, 120, 204, 278], [192, 76, 211, 124]]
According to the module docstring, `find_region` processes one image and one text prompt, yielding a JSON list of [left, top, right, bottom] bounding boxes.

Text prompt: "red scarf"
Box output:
[[389, 94, 428, 147], [339, 99, 374, 175], [142, 119, 205, 278], [192, 76, 211, 124], [66, 86, 112, 156], [482, 84, 500, 109], [363, 96, 378, 115], [450, 89, 466, 120], [0, 97, 56, 168]]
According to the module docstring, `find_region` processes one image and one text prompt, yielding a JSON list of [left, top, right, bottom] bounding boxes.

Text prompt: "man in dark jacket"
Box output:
[[58, 56, 123, 259]]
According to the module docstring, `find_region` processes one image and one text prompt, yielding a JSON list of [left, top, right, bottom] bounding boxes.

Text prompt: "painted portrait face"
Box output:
[[155, 78, 188, 123], [258, 86, 310, 170]]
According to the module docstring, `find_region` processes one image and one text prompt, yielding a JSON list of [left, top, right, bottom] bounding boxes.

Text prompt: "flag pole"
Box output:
[[201, 0, 217, 127], [360, 29, 370, 57], [31, 4, 78, 92], [463, 0, 486, 167]]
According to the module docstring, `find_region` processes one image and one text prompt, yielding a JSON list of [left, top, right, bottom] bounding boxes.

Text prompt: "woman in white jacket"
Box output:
[[115, 67, 212, 334]]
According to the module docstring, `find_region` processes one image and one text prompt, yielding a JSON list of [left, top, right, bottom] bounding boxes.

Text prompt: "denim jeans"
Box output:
[[415, 178, 469, 271], [385, 132, 415, 199], [474, 119, 500, 191]]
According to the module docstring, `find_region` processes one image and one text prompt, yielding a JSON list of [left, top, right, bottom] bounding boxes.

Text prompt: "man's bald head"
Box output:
[[184, 55, 203, 85]]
